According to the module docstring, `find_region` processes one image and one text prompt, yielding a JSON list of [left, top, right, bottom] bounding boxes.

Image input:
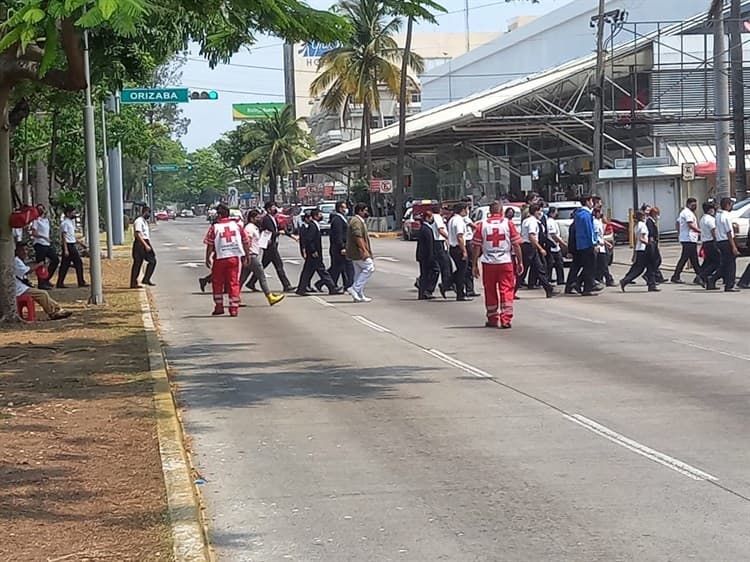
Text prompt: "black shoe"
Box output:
[[246, 284, 259, 292], [329, 287, 344, 295], [130, 284, 142, 289], [438, 283, 447, 299], [606, 281, 617, 288], [671, 277, 684, 284], [500, 323, 512, 329], [466, 292, 481, 298], [725, 287, 741, 292], [564, 287, 577, 295], [283, 286, 296, 293], [706, 283, 719, 291], [545, 288, 558, 298], [648, 286, 661, 292], [580, 291, 598, 297], [619, 280, 626, 292], [78, 283, 89, 288], [199, 277, 208, 293], [456, 296, 473, 302], [314, 280, 325, 292], [485, 321, 498, 328], [295, 291, 309, 296], [692, 276, 703, 285], [39, 283, 54, 290], [143, 281, 155, 286]]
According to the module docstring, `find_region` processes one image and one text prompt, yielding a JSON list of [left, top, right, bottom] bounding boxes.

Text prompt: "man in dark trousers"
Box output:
[[416, 210, 437, 299], [247, 201, 294, 292], [565, 194, 598, 296], [328, 201, 354, 289], [130, 206, 157, 288], [297, 209, 341, 296]]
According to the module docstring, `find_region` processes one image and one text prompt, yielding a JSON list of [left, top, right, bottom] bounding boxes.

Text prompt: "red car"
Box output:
[[155, 210, 170, 221]]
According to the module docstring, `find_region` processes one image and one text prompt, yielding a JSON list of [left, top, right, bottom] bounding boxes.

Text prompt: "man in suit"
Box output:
[[296, 209, 341, 296], [328, 201, 354, 289], [247, 201, 294, 292], [416, 210, 437, 299]]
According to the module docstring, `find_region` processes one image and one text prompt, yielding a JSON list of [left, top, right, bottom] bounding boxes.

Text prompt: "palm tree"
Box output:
[[310, 0, 423, 181], [241, 105, 313, 201], [389, 0, 445, 222]]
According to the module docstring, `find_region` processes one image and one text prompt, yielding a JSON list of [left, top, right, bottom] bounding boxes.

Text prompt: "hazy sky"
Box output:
[[177, 0, 575, 152]]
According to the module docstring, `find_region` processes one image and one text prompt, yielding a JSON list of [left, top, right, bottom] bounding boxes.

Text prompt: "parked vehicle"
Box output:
[[179, 209, 195, 218], [155, 210, 170, 221], [402, 200, 440, 241], [318, 201, 336, 234], [470, 203, 523, 229]]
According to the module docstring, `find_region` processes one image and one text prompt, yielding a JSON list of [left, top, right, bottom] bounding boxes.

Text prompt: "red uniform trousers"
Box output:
[[212, 256, 241, 315], [482, 262, 516, 326]]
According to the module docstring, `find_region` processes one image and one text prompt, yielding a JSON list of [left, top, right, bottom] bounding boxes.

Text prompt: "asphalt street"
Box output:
[[150, 218, 750, 562]]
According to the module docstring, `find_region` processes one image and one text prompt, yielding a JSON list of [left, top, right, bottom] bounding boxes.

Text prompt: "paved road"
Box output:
[[150, 218, 750, 561]]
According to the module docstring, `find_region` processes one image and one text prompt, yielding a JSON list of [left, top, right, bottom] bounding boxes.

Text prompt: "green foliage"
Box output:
[[186, 146, 236, 204], [386, 0, 446, 24], [239, 105, 313, 199]]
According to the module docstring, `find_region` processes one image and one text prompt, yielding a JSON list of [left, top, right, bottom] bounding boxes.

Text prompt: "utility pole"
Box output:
[[101, 100, 113, 260], [630, 66, 639, 213], [82, 30, 104, 304], [729, 0, 746, 199], [591, 0, 606, 193], [107, 93, 125, 245], [283, 42, 297, 119], [712, 0, 732, 199], [464, 0, 470, 53]]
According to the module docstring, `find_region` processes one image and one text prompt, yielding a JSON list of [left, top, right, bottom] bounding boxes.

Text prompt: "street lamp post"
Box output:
[[82, 29, 104, 304]]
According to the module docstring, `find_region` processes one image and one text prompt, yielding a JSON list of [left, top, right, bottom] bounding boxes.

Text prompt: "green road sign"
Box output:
[[232, 102, 285, 121], [121, 88, 189, 104], [151, 164, 180, 172]]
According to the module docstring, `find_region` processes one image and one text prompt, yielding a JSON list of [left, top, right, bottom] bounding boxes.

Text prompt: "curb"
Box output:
[[139, 291, 211, 562]]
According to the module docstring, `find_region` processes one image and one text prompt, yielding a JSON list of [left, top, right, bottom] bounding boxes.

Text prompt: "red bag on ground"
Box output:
[[9, 205, 39, 229], [35, 264, 49, 280]]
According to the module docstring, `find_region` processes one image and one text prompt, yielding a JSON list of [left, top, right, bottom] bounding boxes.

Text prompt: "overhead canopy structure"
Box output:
[[300, 5, 733, 178]]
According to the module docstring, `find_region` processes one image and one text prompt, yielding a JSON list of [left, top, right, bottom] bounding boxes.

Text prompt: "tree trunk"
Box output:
[[0, 87, 18, 322], [358, 110, 367, 179], [48, 109, 59, 198], [34, 157, 50, 210], [395, 15, 413, 231], [269, 172, 276, 201]]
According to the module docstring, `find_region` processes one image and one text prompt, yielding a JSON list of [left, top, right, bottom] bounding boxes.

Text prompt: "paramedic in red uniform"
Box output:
[[204, 204, 250, 317], [472, 201, 524, 329]]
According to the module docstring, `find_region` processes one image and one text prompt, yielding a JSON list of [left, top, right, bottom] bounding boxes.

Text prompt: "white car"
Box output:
[[318, 202, 336, 234], [729, 204, 750, 240], [546, 201, 582, 248], [471, 203, 523, 229]]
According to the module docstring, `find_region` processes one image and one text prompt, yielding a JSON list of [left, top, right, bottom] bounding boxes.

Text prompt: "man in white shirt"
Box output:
[[698, 201, 719, 285], [239, 210, 284, 306], [619, 210, 659, 292], [461, 197, 478, 297], [447, 203, 471, 301], [130, 206, 157, 288], [30, 205, 58, 290], [671, 197, 702, 284], [707, 197, 740, 292], [519, 204, 556, 298], [14, 243, 71, 320], [431, 208, 454, 298], [56, 206, 88, 289], [545, 207, 567, 285]]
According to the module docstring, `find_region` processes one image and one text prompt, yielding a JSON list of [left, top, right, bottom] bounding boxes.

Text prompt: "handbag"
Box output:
[[10, 205, 40, 229]]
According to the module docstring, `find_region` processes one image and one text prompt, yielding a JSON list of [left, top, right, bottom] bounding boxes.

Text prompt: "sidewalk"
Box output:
[[0, 259, 172, 561]]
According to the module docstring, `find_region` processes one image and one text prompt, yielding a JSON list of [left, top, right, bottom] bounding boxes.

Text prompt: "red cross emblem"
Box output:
[[220, 225, 237, 243], [486, 227, 506, 247]]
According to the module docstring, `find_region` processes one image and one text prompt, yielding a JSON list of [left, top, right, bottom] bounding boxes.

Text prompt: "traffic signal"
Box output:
[[186, 162, 193, 171], [147, 180, 153, 189], [189, 90, 219, 101]]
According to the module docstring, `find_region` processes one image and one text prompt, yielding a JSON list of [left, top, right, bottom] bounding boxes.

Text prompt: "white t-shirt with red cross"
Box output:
[[204, 218, 248, 259], [472, 215, 521, 265]]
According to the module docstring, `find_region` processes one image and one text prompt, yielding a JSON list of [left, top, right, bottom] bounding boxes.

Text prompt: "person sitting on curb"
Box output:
[[14, 243, 72, 321]]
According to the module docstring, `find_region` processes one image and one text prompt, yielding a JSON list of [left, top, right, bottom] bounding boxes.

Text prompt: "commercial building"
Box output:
[[301, 1, 750, 231], [293, 33, 499, 151]]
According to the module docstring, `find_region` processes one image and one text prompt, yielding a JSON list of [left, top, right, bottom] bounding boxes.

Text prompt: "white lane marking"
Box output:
[[673, 340, 750, 362], [352, 315, 391, 333], [178, 246, 191, 250], [375, 256, 399, 262], [162, 243, 176, 247], [179, 262, 201, 268], [563, 414, 718, 482], [284, 259, 302, 265], [545, 310, 606, 325], [311, 296, 334, 308], [424, 349, 493, 380]]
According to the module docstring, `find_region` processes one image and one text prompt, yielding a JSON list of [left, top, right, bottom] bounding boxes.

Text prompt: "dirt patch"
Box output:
[[0, 258, 172, 561]]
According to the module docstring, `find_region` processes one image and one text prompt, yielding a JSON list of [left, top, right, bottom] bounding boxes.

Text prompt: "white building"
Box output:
[[421, 0, 714, 111], [301, 32, 500, 151]]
